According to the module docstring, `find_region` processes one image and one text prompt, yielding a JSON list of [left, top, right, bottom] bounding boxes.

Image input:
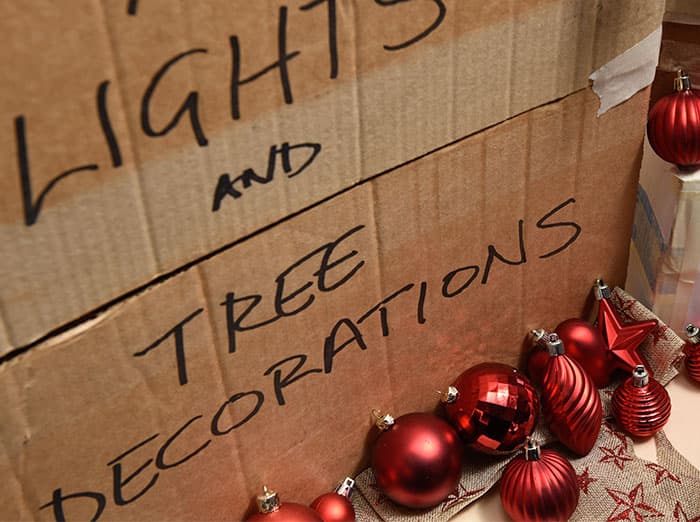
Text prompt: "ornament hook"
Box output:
[[371, 409, 395, 430]]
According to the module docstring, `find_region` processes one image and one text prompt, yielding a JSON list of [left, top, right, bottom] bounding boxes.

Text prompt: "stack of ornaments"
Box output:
[[244, 279, 700, 521]]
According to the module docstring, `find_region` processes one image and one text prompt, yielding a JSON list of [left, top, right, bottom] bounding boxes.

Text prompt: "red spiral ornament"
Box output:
[[647, 69, 700, 167], [499, 439, 579, 522], [540, 334, 602, 455], [684, 323, 700, 383], [612, 365, 671, 437]]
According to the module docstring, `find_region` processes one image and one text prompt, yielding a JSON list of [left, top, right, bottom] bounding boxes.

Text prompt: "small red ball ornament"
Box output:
[[370, 411, 463, 509], [310, 478, 356, 522], [246, 487, 323, 522], [612, 365, 671, 437], [441, 362, 539, 455], [554, 319, 614, 387], [684, 323, 700, 383], [647, 69, 700, 168], [499, 439, 580, 522], [540, 333, 602, 455]]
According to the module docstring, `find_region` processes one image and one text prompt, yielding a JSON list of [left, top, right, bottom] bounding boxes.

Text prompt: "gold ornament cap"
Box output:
[[256, 486, 281, 514], [674, 69, 691, 92]]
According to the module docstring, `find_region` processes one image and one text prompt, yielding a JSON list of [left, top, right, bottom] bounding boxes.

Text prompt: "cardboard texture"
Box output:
[[0, 0, 664, 353], [0, 87, 651, 521]]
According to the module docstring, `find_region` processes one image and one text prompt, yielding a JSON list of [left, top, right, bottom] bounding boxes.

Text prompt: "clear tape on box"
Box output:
[[626, 136, 700, 332]]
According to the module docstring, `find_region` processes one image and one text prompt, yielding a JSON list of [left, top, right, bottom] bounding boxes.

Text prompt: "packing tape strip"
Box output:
[[589, 26, 662, 116]]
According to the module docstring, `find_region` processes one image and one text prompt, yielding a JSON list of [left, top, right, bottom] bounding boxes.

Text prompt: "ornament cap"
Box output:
[[686, 323, 700, 344], [632, 365, 650, 387], [545, 333, 566, 356], [256, 486, 281, 514], [439, 386, 459, 404], [372, 410, 395, 431], [531, 328, 548, 347], [594, 279, 612, 300], [523, 438, 541, 461], [335, 477, 355, 498], [674, 69, 692, 92]]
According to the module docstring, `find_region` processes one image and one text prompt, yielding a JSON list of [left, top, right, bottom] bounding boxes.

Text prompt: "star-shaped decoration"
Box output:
[[603, 422, 629, 450], [650, 323, 670, 344], [605, 483, 664, 521], [645, 462, 681, 485], [577, 467, 598, 494], [440, 483, 485, 512], [674, 500, 700, 522], [599, 445, 633, 470], [368, 482, 390, 505], [597, 294, 657, 373]]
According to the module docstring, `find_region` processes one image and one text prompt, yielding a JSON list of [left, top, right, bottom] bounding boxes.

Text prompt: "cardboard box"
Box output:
[[0, 0, 663, 353], [626, 137, 700, 332], [0, 86, 652, 520]]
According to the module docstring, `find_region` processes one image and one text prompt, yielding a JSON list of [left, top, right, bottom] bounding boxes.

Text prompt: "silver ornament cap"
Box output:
[[256, 486, 280, 513], [686, 323, 700, 345], [523, 439, 542, 461], [440, 386, 459, 404], [594, 279, 612, 300], [631, 365, 650, 387], [545, 333, 566, 356], [372, 410, 395, 431], [335, 477, 355, 499]]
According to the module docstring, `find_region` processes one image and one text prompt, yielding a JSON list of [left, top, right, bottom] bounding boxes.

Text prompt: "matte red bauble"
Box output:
[[647, 70, 700, 167], [310, 478, 356, 522], [500, 439, 580, 522], [246, 487, 322, 522], [371, 412, 463, 509], [442, 362, 539, 455], [540, 334, 602, 456], [555, 319, 614, 387], [684, 323, 700, 383], [612, 365, 671, 437]]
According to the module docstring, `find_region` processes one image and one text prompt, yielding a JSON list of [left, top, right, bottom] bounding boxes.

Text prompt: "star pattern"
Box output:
[[645, 463, 681, 485], [597, 298, 657, 372], [673, 501, 700, 522], [603, 422, 630, 450], [599, 446, 633, 470], [605, 483, 664, 521], [577, 466, 598, 494], [440, 483, 485, 512]]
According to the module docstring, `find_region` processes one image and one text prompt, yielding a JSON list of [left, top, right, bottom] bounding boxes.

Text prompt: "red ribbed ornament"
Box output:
[[684, 323, 700, 383], [499, 439, 579, 522], [540, 334, 602, 455], [310, 478, 356, 522], [647, 69, 700, 167], [370, 411, 463, 509], [246, 487, 322, 522], [441, 362, 539, 455], [612, 365, 671, 437]]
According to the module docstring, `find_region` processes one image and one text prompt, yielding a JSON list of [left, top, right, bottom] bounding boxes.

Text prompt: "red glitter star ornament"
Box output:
[[594, 280, 657, 374]]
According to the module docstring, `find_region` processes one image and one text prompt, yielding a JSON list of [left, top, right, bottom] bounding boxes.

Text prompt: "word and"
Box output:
[[40, 197, 581, 520]]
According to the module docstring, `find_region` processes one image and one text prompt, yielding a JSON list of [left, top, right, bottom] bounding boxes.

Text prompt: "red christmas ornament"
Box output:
[[683, 323, 700, 383], [540, 333, 602, 455], [526, 329, 550, 386], [554, 319, 614, 387], [594, 280, 657, 374], [310, 478, 356, 522], [246, 487, 322, 522], [370, 411, 463, 508], [612, 365, 671, 437], [647, 69, 700, 167], [441, 362, 539, 455], [500, 439, 580, 522]]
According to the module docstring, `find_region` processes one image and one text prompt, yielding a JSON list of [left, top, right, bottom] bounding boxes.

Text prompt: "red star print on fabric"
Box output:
[[650, 323, 669, 344], [615, 296, 639, 323], [368, 482, 389, 505], [645, 462, 681, 485], [674, 501, 700, 522], [605, 483, 664, 521], [440, 483, 485, 512], [577, 467, 598, 494], [603, 422, 629, 450], [600, 445, 633, 470]]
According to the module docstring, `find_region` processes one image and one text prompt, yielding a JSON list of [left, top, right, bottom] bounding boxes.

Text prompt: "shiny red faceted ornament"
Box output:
[[310, 478, 356, 522], [647, 69, 700, 168], [683, 323, 700, 383], [612, 365, 671, 437], [246, 487, 322, 522], [370, 411, 463, 508], [540, 334, 602, 455], [554, 319, 615, 387], [594, 279, 657, 374], [441, 362, 539, 455], [500, 439, 580, 522]]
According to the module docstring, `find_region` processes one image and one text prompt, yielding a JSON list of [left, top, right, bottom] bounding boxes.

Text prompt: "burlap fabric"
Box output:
[[351, 288, 700, 521]]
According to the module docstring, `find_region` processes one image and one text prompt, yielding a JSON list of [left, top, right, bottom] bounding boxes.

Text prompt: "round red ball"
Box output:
[[246, 502, 323, 522], [310, 493, 355, 522]]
